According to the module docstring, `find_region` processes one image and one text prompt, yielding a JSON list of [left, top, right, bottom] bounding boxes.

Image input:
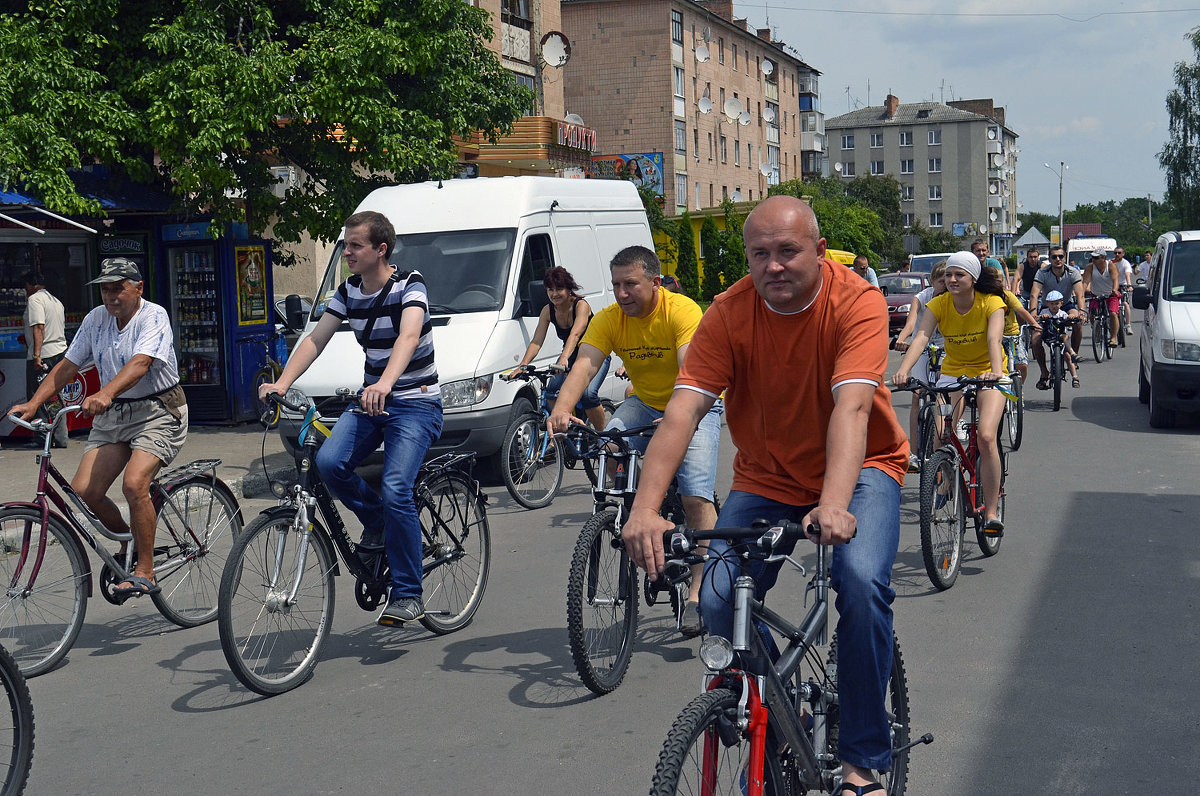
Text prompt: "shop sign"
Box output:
[[99, 236, 145, 254], [59, 375, 87, 404], [589, 153, 664, 197], [557, 122, 598, 153], [162, 222, 211, 241]]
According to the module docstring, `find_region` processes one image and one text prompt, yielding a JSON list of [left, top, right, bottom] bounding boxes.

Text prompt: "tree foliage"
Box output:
[[845, 174, 906, 266], [769, 178, 885, 265], [720, 198, 748, 287], [674, 210, 699, 300], [699, 214, 724, 301], [0, 0, 532, 264], [637, 183, 678, 271], [1159, 26, 1200, 228]]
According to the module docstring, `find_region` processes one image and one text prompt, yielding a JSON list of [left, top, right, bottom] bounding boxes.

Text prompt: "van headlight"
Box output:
[[1162, 339, 1200, 362], [440, 375, 493, 408]]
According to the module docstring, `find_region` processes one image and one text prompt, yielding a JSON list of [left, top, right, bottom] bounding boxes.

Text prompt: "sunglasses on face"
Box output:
[[1050, 254, 1065, 260]]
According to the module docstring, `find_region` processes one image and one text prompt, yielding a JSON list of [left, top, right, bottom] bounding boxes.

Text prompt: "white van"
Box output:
[[277, 176, 650, 469], [1132, 229, 1200, 428], [1066, 236, 1117, 272]]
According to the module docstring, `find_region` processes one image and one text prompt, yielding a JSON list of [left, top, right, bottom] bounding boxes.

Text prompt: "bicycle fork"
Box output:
[[266, 493, 317, 612]]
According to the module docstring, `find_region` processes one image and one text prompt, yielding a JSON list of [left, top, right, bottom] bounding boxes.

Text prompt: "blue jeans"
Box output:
[[607, 394, 723, 499], [548, 356, 610, 411], [699, 468, 900, 772], [314, 398, 443, 598]]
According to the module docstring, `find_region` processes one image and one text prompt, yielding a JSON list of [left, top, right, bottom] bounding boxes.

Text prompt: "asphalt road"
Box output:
[[17, 325, 1200, 795]]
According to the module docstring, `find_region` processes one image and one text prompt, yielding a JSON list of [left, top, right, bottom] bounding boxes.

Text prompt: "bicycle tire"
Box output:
[[1091, 315, 1105, 363], [252, 364, 282, 428], [1105, 320, 1115, 360], [500, 412, 564, 509], [150, 477, 243, 628], [1052, 347, 1063, 412], [916, 402, 937, 467], [566, 510, 638, 695], [650, 686, 791, 796], [1005, 375, 1023, 451], [919, 449, 965, 591], [217, 510, 335, 696], [417, 472, 491, 635], [580, 399, 616, 488], [0, 508, 88, 678], [0, 644, 33, 796], [976, 443, 1005, 557]]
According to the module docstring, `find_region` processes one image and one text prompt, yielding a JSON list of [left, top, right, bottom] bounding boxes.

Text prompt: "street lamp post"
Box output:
[[1044, 161, 1067, 245]]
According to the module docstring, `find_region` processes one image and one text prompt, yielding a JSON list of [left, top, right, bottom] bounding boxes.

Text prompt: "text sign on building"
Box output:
[[557, 122, 598, 153], [589, 153, 664, 197]]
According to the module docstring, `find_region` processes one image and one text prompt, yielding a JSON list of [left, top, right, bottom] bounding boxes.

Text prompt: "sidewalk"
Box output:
[[0, 421, 297, 503]]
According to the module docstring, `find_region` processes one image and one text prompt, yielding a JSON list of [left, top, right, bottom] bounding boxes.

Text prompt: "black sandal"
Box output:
[[1035, 377, 1050, 390], [1072, 377, 1080, 388], [841, 784, 885, 795]]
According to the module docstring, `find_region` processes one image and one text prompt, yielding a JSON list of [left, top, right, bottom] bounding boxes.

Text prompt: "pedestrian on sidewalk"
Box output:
[[21, 270, 68, 448]]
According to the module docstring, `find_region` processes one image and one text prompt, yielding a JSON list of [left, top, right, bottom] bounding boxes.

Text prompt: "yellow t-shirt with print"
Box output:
[[926, 291, 1008, 378], [581, 287, 702, 410], [1000, 290, 1023, 336]]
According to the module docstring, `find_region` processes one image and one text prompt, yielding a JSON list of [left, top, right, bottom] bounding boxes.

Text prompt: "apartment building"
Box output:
[[561, 0, 824, 213], [825, 95, 1020, 256]]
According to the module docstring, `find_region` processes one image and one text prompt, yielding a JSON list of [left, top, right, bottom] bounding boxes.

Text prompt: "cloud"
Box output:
[[1070, 117, 1102, 135]]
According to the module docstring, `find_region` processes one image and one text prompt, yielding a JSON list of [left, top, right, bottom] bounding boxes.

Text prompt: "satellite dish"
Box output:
[[695, 44, 710, 63], [723, 97, 742, 121], [761, 59, 774, 76], [731, 191, 743, 202], [987, 128, 998, 140], [762, 106, 776, 123], [698, 97, 713, 115], [978, 224, 988, 234], [760, 163, 773, 177], [702, 26, 712, 42], [833, 161, 843, 173], [738, 111, 752, 126], [989, 183, 999, 194], [540, 31, 571, 68], [564, 112, 585, 125], [991, 154, 1003, 167], [989, 211, 998, 222], [1015, 220, 1023, 229]]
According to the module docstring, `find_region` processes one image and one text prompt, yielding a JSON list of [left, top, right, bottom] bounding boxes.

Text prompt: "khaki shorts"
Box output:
[[86, 398, 188, 466]]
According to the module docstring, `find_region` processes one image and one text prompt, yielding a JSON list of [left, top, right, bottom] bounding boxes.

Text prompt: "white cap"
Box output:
[[1046, 290, 1064, 302], [1091, 249, 1106, 258]]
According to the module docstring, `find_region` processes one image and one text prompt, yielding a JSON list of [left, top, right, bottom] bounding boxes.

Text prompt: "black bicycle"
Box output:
[[0, 644, 33, 796], [217, 391, 491, 695], [1040, 316, 1081, 412], [1086, 292, 1115, 363], [650, 521, 930, 795]]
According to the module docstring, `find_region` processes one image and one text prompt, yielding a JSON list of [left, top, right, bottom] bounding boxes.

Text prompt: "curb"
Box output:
[[228, 459, 297, 500]]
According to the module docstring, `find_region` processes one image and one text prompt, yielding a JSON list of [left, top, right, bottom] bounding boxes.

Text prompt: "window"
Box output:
[[841, 134, 855, 150], [900, 159, 914, 174], [732, 44, 738, 70], [671, 10, 683, 45], [707, 132, 713, 160], [901, 185, 914, 201], [899, 130, 913, 147], [747, 142, 753, 168], [928, 129, 941, 145], [870, 133, 884, 148], [720, 134, 727, 163], [673, 67, 685, 101], [674, 120, 687, 155], [509, 71, 537, 115], [693, 128, 699, 154], [903, 213, 915, 227], [718, 37, 724, 64], [722, 185, 728, 200], [928, 185, 942, 200], [501, 0, 530, 22], [734, 138, 741, 166], [840, 161, 856, 177], [675, 174, 687, 207], [929, 212, 943, 227], [871, 160, 884, 175], [928, 158, 941, 173]]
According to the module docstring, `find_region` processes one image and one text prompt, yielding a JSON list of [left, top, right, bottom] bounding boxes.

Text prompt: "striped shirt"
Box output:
[[324, 271, 439, 402]]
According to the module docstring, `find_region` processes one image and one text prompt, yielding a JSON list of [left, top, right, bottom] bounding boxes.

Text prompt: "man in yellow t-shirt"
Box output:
[[548, 245, 723, 637]]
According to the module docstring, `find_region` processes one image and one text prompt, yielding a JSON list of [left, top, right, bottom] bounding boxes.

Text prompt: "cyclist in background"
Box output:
[[547, 245, 722, 638], [1014, 247, 1041, 306], [1082, 250, 1120, 348], [623, 196, 909, 794], [1112, 246, 1135, 331], [508, 266, 608, 430], [999, 287, 1039, 386], [1030, 245, 1085, 389], [1038, 290, 1080, 388], [894, 251, 1007, 536], [893, 260, 947, 472]]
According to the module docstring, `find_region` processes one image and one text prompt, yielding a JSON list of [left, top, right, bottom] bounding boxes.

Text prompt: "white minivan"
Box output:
[[278, 176, 651, 468], [1132, 229, 1200, 428]]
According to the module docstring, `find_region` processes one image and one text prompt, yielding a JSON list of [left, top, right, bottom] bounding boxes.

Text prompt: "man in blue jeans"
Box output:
[[261, 210, 442, 626], [622, 196, 909, 794]]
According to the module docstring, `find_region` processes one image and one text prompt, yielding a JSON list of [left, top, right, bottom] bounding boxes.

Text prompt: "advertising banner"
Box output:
[[589, 153, 664, 197]]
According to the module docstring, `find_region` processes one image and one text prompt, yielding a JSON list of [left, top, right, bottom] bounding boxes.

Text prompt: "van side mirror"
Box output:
[[284, 294, 308, 331], [1131, 285, 1152, 310], [520, 282, 550, 318]]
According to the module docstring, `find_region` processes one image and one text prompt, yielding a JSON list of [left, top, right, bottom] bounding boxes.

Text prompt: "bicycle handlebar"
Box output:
[[8, 404, 83, 433], [663, 521, 824, 557], [502, 364, 565, 382], [890, 375, 1011, 395]]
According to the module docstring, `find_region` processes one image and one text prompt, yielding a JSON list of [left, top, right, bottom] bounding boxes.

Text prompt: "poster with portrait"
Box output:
[[235, 245, 267, 325], [589, 153, 664, 197]]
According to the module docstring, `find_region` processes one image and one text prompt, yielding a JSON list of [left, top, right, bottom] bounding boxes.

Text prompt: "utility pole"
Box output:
[[1044, 161, 1067, 244]]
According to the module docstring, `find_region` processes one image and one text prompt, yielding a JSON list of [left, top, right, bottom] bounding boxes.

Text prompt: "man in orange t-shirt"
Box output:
[[621, 195, 908, 792]]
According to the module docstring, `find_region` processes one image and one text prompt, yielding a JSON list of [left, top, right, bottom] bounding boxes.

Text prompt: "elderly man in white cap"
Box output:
[[10, 257, 187, 597], [1029, 244, 1085, 390]]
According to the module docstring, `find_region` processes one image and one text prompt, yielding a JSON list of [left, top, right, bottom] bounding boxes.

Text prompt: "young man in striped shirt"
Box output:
[[261, 210, 442, 626]]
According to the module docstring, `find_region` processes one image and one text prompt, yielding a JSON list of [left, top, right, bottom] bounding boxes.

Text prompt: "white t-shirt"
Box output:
[[23, 288, 67, 359], [914, 286, 945, 346], [1136, 261, 1151, 284], [1114, 258, 1134, 288], [66, 299, 179, 398]]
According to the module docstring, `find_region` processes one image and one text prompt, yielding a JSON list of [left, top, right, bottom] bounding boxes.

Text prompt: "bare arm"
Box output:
[[984, 308, 1006, 378], [805, 381, 875, 545], [30, 324, 45, 368], [893, 309, 939, 384], [893, 297, 920, 350], [546, 343, 606, 433], [76, 354, 155, 417], [10, 356, 81, 420], [514, 306, 551, 369]]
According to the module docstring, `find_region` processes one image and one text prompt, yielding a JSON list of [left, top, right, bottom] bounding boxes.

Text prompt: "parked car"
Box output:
[[909, 253, 953, 274], [878, 272, 931, 337], [1132, 229, 1200, 428]]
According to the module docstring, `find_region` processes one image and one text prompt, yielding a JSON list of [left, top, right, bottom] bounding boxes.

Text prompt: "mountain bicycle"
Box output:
[[1040, 316, 1080, 412], [1117, 286, 1131, 348], [908, 377, 1010, 591], [0, 643, 33, 796], [218, 391, 491, 696], [1002, 332, 1026, 451], [562, 421, 700, 695], [1086, 291, 1115, 363], [498, 364, 615, 509], [650, 521, 931, 795], [2, 407, 242, 676]]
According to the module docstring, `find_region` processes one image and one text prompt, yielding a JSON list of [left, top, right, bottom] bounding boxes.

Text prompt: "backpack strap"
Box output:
[[360, 271, 399, 343]]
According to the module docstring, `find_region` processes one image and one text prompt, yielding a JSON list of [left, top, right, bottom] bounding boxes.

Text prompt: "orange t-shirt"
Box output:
[[676, 258, 909, 505]]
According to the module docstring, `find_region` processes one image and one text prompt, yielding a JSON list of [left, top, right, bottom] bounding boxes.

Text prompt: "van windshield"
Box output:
[[1165, 240, 1200, 301], [313, 228, 517, 319]]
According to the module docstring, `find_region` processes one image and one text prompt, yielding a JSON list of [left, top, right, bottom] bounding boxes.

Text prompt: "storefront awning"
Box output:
[[1, 166, 174, 214]]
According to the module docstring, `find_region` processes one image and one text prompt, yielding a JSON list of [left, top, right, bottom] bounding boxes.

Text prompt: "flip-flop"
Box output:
[[112, 575, 161, 597]]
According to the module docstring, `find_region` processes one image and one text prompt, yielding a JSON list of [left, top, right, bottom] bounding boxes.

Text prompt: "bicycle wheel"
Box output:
[[976, 443, 1005, 557], [1091, 315, 1105, 363], [915, 402, 935, 467], [417, 472, 491, 635], [218, 510, 335, 696], [1005, 374, 1023, 451], [580, 399, 616, 487], [1052, 347, 1063, 412], [0, 508, 88, 678], [566, 510, 638, 695], [919, 449, 965, 591], [650, 686, 790, 796], [150, 477, 242, 628], [500, 413, 564, 509], [252, 364, 281, 427], [1105, 318, 1115, 360], [0, 644, 33, 796]]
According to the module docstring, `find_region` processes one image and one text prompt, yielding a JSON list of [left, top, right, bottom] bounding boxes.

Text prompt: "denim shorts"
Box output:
[[1003, 334, 1027, 367], [607, 393, 723, 499]]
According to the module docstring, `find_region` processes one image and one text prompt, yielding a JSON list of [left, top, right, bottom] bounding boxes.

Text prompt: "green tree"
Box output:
[[674, 210, 699, 300], [1017, 211, 1056, 242], [0, 0, 532, 264], [906, 219, 959, 254], [1159, 26, 1200, 228], [699, 215, 724, 301], [637, 183, 678, 271], [845, 174, 906, 266], [720, 198, 748, 286], [769, 179, 885, 264]]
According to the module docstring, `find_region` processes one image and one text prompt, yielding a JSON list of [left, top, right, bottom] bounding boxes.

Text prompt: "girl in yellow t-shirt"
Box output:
[[893, 250, 1008, 534]]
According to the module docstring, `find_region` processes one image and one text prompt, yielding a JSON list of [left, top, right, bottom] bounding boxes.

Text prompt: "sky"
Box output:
[[732, 1, 1200, 217]]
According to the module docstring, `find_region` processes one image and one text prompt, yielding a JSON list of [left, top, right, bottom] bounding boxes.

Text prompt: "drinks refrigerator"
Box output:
[[159, 223, 274, 423]]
